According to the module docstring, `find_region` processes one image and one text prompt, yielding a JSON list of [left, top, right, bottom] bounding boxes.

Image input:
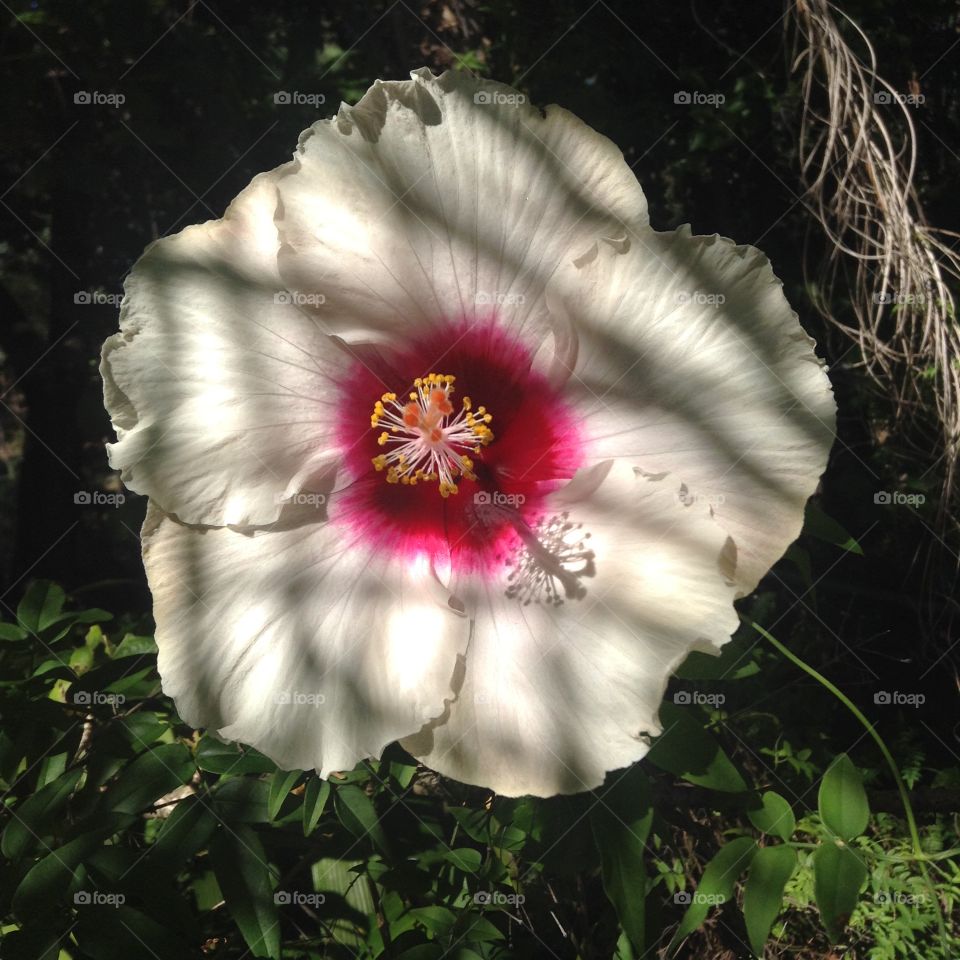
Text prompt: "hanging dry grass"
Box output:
[[791, 0, 960, 528]]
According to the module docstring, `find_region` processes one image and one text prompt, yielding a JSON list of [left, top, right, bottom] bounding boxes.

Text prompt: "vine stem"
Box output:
[[752, 621, 950, 946], [751, 622, 922, 856], [750, 621, 947, 944]]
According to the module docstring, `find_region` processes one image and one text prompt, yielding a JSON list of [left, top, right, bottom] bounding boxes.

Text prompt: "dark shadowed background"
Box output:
[[1, 2, 959, 958]]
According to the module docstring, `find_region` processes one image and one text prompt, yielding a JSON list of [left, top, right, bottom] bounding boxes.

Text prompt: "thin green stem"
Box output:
[[752, 622, 922, 855], [753, 622, 949, 945]]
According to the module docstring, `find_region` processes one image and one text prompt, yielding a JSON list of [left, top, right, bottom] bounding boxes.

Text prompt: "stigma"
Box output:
[[369, 373, 494, 497]]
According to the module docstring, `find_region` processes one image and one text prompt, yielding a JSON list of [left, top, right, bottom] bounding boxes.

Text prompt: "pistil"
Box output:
[[370, 373, 494, 497]]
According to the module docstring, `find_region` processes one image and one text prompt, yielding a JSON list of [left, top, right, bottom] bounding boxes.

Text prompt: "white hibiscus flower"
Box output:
[[101, 68, 835, 798]]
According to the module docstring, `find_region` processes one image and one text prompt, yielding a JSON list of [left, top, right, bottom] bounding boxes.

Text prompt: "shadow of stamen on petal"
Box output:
[[504, 510, 596, 606]]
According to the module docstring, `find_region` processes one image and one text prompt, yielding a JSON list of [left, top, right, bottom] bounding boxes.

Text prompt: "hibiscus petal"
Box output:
[[549, 228, 836, 594], [142, 502, 469, 775], [101, 170, 353, 527], [403, 460, 740, 797], [274, 68, 648, 347]]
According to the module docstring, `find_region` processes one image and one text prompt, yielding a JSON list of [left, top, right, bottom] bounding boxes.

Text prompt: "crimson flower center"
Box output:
[[334, 320, 584, 575]]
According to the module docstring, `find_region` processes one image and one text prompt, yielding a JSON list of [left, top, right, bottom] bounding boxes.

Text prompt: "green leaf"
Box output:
[[74, 607, 113, 624], [537, 793, 599, 876], [818, 754, 869, 840], [783, 544, 813, 591], [389, 759, 418, 788], [395, 947, 444, 960], [68, 645, 95, 675], [1, 766, 83, 860], [210, 826, 280, 959], [334, 783, 390, 856], [804, 501, 863, 554], [114, 713, 168, 748], [668, 836, 757, 952], [17, 581, 66, 633], [0, 926, 63, 960], [196, 736, 277, 775], [112, 633, 158, 658], [310, 857, 371, 948], [444, 847, 483, 873], [674, 642, 760, 680], [303, 777, 331, 836], [410, 905, 457, 937], [212, 778, 271, 822], [459, 913, 504, 942], [75, 904, 189, 960], [747, 791, 795, 841], [0, 622, 28, 641], [148, 795, 218, 869], [68, 656, 154, 699], [12, 825, 114, 918], [36, 751, 68, 789], [613, 928, 636, 960], [590, 765, 654, 952], [32, 658, 75, 681], [743, 845, 796, 956], [647, 702, 748, 792], [813, 842, 867, 942], [268, 769, 301, 820], [448, 807, 492, 843], [106, 743, 194, 814], [39, 609, 112, 647]]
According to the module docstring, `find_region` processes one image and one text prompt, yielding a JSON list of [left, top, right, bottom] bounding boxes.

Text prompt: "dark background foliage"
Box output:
[[1, 2, 958, 958]]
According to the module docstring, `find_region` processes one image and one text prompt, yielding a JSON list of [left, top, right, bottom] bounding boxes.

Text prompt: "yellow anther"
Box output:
[[367, 372, 493, 495]]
